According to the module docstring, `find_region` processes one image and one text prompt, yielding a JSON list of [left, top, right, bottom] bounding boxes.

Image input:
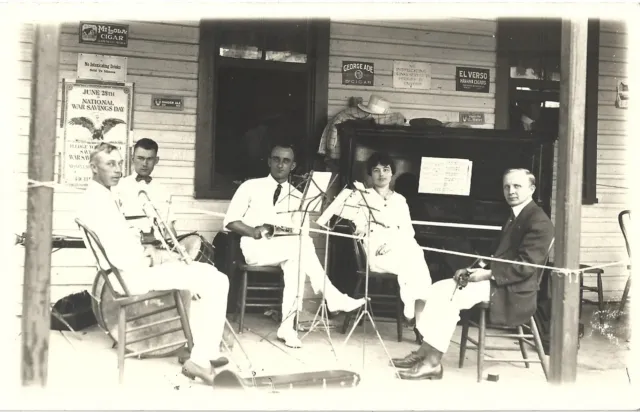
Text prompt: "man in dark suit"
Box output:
[[392, 168, 554, 380]]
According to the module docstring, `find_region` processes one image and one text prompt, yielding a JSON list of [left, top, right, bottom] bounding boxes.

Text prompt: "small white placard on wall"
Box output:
[[77, 53, 127, 83], [393, 60, 431, 90], [418, 157, 473, 196]]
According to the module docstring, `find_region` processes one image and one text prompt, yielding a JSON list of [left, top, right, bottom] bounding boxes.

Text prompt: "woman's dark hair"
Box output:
[[366, 152, 396, 176]]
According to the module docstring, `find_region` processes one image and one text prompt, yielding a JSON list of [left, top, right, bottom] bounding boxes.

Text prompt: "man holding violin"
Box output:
[[77, 142, 229, 386], [224, 142, 366, 349]]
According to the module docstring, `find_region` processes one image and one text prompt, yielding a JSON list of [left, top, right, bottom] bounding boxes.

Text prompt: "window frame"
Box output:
[[194, 19, 330, 199], [495, 18, 600, 205]]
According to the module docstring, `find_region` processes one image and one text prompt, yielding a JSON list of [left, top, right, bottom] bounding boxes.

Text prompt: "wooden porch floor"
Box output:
[[3, 304, 635, 410]]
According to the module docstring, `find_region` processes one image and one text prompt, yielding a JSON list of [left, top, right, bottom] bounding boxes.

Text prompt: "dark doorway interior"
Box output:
[[215, 66, 308, 185]]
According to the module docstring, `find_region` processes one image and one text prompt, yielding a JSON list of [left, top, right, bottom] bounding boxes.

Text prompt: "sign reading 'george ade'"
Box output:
[[342, 61, 374, 86], [79, 22, 129, 47], [455, 66, 490, 93]]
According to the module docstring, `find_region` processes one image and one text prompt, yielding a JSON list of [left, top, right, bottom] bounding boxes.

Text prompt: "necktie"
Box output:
[[135, 175, 152, 183], [273, 184, 282, 205], [503, 211, 516, 232]]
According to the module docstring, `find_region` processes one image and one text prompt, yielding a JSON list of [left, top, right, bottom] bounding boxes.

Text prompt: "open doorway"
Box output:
[[214, 66, 308, 185]]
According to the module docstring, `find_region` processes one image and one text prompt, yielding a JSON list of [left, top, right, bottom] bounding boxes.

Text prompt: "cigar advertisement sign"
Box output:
[[342, 61, 374, 86], [61, 80, 133, 188], [455, 66, 490, 93], [79, 22, 129, 48]]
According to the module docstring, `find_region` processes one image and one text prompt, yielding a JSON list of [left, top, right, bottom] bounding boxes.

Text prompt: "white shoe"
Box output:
[[276, 327, 302, 348], [328, 295, 367, 313], [403, 301, 415, 320]]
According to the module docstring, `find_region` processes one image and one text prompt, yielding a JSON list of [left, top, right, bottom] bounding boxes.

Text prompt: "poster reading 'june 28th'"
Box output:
[[62, 80, 133, 188]]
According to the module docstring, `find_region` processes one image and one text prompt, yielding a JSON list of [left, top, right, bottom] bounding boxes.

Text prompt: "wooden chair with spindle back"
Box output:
[[458, 238, 554, 382], [227, 232, 284, 333], [75, 218, 193, 384]]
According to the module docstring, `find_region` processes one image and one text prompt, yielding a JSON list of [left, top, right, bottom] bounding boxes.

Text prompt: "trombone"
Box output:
[[138, 189, 193, 264]]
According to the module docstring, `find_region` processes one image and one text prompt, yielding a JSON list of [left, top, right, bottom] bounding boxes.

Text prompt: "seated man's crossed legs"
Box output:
[[390, 278, 490, 380], [242, 235, 366, 348], [127, 258, 229, 385]]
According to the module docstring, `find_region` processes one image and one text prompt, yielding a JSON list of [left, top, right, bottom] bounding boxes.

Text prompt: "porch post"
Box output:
[[549, 18, 588, 383], [22, 24, 60, 387]]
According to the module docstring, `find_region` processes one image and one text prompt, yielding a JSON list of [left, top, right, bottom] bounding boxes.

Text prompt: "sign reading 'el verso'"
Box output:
[[342, 61, 374, 86], [455, 67, 490, 93], [62, 80, 133, 188], [79, 22, 129, 47]]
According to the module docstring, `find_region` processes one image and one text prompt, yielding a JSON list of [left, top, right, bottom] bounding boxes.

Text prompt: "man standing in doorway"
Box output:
[[224, 142, 366, 348]]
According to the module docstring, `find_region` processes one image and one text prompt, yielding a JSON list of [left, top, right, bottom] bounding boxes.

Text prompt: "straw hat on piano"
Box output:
[[358, 94, 391, 114]]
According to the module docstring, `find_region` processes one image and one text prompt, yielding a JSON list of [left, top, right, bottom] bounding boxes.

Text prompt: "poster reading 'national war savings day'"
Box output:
[[62, 80, 133, 188]]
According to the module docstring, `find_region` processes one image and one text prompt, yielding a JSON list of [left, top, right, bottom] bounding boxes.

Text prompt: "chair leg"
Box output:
[[477, 308, 486, 383], [459, 312, 470, 368], [516, 325, 530, 368], [395, 283, 403, 342], [238, 271, 248, 333], [174, 291, 194, 351], [597, 273, 605, 325], [342, 275, 363, 334], [117, 306, 126, 384], [529, 316, 549, 381], [618, 276, 631, 316]]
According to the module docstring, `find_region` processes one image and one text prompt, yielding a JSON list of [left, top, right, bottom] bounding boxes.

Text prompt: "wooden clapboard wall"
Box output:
[[13, 21, 228, 310], [550, 20, 630, 302], [328, 19, 497, 126]]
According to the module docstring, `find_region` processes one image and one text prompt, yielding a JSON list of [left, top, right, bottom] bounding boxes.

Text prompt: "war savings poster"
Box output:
[[61, 80, 133, 188]]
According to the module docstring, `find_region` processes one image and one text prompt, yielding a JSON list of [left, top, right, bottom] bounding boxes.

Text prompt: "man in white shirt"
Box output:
[[77, 142, 229, 386], [116, 138, 201, 257], [224, 143, 366, 348]]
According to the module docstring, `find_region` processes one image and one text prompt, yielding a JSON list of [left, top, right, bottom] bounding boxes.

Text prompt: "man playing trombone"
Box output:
[[116, 138, 201, 256], [224, 142, 366, 348], [77, 142, 229, 385]]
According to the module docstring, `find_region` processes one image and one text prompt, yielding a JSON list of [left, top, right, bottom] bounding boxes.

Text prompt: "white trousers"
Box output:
[[368, 238, 432, 308], [125, 261, 229, 366], [241, 235, 344, 329], [416, 278, 490, 353]]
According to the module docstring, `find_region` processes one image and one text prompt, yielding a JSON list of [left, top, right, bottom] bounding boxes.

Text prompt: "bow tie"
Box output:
[[135, 175, 152, 183]]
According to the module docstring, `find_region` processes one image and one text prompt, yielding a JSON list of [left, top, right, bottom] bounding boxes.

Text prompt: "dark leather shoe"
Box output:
[[179, 354, 229, 369], [397, 361, 444, 380], [390, 351, 424, 368], [181, 359, 215, 385]]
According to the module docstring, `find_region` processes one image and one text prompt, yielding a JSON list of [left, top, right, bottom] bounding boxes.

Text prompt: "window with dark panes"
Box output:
[[194, 19, 329, 199], [496, 18, 599, 204]]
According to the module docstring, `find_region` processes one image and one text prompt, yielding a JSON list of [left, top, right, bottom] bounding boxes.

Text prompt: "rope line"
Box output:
[[22, 179, 629, 280]]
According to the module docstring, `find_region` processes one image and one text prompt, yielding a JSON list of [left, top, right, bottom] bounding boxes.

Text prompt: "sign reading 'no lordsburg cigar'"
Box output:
[[456, 66, 490, 93], [342, 61, 374, 86], [79, 22, 129, 47]]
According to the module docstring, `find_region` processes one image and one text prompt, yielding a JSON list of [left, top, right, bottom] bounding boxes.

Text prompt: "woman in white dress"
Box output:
[[353, 152, 433, 322]]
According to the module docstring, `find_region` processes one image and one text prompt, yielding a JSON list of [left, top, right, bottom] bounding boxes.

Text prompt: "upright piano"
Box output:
[[327, 120, 556, 294]]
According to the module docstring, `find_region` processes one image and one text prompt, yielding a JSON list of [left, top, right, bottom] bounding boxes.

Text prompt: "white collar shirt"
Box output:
[[511, 197, 533, 219], [115, 174, 174, 233], [223, 175, 303, 231], [77, 180, 148, 273]]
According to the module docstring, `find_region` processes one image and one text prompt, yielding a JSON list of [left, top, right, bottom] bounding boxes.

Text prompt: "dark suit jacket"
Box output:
[[488, 201, 554, 327]]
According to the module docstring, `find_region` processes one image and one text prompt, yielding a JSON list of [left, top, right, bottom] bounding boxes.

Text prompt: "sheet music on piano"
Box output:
[[418, 157, 473, 196]]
